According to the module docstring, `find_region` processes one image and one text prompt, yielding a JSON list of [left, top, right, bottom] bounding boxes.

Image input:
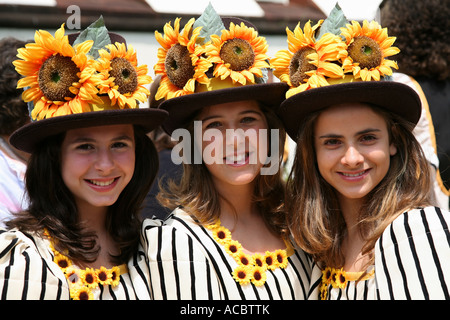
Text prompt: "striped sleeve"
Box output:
[[0, 229, 69, 300], [375, 206, 450, 299], [141, 219, 222, 300]]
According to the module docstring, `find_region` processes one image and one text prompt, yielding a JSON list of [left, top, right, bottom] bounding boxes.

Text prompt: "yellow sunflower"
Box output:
[[264, 251, 278, 271], [96, 266, 113, 286], [80, 268, 99, 289], [232, 265, 252, 285], [205, 22, 270, 85], [53, 253, 71, 271], [340, 20, 400, 81], [71, 285, 94, 300], [154, 18, 211, 100], [13, 23, 101, 120], [95, 42, 151, 109], [236, 252, 253, 267], [250, 266, 267, 287], [224, 240, 242, 257], [110, 266, 121, 287], [253, 252, 267, 270], [271, 20, 346, 98], [274, 249, 289, 269], [331, 268, 348, 289], [211, 225, 231, 243]]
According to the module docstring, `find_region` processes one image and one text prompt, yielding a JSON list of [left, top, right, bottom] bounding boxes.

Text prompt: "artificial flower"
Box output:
[[81, 268, 99, 289], [205, 22, 270, 85], [253, 252, 267, 269], [13, 23, 102, 120], [232, 265, 252, 285], [224, 240, 242, 257], [332, 268, 348, 289], [271, 20, 346, 98], [95, 42, 151, 109], [236, 252, 253, 266], [211, 225, 231, 243], [71, 285, 94, 300], [110, 266, 121, 287], [96, 266, 113, 286], [154, 17, 211, 100], [250, 266, 267, 286], [264, 251, 278, 270], [53, 253, 71, 271], [340, 20, 399, 81], [274, 249, 289, 269]]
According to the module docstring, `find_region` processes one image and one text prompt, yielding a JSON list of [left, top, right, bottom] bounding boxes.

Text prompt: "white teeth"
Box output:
[[342, 171, 366, 177], [225, 153, 246, 163], [88, 179, 115, 186]]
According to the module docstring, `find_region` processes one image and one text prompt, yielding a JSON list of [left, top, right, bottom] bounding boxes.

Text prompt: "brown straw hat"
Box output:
[[10, 18, 168, 153]]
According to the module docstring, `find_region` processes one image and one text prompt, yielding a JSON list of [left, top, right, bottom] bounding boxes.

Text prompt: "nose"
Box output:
[[94, 148, 115, 173], [341, 145, 364, 167]]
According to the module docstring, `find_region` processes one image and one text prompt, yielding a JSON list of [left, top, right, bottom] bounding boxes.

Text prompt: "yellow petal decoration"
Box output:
[[340, 20, 399, 81], [205, 22, 270, 85], [154, 18, 211, 100], [13, 23, 102, 120], [271, 20, 346, 98]]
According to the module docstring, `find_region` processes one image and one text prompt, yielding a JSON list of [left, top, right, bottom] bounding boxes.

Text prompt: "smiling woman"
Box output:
[[0, 19, 168, 300]]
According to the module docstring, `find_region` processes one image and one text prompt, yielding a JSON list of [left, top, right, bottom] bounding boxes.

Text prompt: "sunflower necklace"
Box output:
[[319, 267, 375, 300], [206, 220, 294, 287], [43, 229, 126, 300]]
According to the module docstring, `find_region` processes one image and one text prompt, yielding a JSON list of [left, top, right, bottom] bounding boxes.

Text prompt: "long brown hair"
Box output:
[[286, 104, 432, 268], [158, 103, 289, 238]]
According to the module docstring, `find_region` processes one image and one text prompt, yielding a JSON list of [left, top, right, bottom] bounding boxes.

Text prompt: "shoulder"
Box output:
[[141, 208, 212, 262], [378, 206, 450, 247], [0, 228, 69, 299]]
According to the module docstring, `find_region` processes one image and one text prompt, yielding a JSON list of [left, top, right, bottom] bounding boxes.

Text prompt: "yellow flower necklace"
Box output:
[[319, 267, 375, 300], [206, 220, 294, 286], [44, 229, 126, 300]]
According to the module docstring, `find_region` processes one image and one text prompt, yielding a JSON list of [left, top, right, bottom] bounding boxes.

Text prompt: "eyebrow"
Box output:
[[69, 134, 134, 144], [200, 110, 263, 122], [318, 128, 382, 139]]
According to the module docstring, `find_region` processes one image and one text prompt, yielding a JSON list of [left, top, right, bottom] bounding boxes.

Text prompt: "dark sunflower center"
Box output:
[[110, 57, 138, 95], [38, 54, 80, 101], [289, 47, 317, 87], [347, 36, 382, 69], [165, 44, 195, 89], [220, 38, 255, 71]]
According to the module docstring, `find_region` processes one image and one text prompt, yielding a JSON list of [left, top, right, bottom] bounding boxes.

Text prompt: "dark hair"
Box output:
[[0, 37, 31, 135], [381, 0, 450, 80], [6, 125, 158, 265]]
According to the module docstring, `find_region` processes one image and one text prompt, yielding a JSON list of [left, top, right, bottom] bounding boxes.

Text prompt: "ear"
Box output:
[[389, 143, 397, 156]]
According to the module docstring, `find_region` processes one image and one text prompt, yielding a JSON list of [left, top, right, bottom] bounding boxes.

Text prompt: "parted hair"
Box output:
[[6, 125, 158, 265], [158, 103, 289, 238], [286, 104, 432, 269]]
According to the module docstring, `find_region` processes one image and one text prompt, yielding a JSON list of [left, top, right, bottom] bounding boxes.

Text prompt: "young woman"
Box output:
[[272, 14, 450, 299], [141, 10, 311, 299], [0, 22, 168, 300]]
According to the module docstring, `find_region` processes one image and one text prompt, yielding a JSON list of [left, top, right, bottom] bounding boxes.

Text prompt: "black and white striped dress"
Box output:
[[308, 206, 450, 300], [141, 207, 312, 300], [0, 228, 151, 300]]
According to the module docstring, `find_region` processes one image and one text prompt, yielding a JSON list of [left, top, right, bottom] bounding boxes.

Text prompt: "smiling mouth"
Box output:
[[86, 178, 118, 187], [224, 152, 250, 164], [340, 169, 370, 178]]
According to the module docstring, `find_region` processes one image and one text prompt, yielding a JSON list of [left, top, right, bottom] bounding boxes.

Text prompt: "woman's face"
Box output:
[[314, 103, 397, 203], [197, 100, 269, 189], [61, 124, 136, 212]]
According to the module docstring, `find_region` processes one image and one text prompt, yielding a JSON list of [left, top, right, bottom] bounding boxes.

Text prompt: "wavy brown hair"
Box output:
[[6, 125, 158, 265], [158, 103, 289, 238], [286, 104, 432, 269]]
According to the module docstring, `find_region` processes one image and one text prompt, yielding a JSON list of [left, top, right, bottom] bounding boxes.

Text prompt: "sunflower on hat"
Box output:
[[271, 20, 347, 98], [205, 21, 271, 85], [340, 20, 400, 81], [13, 23, 102, 120], [94, 42, 152, 109], [153, 17, 211, 101], [271, 4, 400, 97]]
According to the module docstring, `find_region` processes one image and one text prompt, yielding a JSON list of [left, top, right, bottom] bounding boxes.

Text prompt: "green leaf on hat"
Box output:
[[316, 3, 348, 40], [193, 2, 225, 45], [72, 15, 111, 59]]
